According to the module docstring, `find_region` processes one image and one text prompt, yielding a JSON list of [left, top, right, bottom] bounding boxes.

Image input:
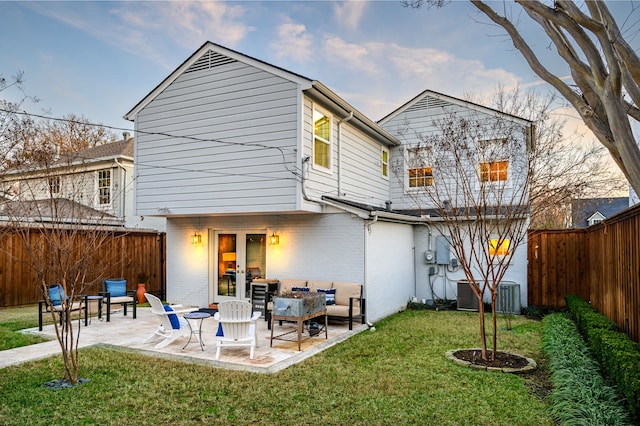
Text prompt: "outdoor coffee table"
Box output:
[[270, 309, 328, 351], [183, 311, 210, 351]]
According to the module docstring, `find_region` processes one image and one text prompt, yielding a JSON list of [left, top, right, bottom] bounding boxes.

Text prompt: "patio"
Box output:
[[7, 306, 365, 373]]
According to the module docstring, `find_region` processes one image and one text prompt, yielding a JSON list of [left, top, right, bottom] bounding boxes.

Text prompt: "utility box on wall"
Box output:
[[436, 236, 450, 265]]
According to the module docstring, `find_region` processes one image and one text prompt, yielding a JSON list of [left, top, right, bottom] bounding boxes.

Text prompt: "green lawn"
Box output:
[[0, 307, 553, 425]]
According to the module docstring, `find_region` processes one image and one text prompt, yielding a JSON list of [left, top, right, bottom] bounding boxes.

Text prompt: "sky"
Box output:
[[1, 1, 639, 146]]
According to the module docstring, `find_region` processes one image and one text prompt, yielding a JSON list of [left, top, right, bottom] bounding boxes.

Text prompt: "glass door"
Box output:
[[214, 231, 266, 302]]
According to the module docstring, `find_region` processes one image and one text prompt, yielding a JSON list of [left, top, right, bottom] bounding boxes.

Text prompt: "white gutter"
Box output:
[[114, 159, 127, 222]]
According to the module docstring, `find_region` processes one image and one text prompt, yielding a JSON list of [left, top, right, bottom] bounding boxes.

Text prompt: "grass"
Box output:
[[0, 307, 553, 425]]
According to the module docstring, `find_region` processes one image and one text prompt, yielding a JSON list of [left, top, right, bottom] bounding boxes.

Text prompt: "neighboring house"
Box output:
[[571, 197, 630, 228], [0, 136, 165, 231], [124, 41, 532, 321]]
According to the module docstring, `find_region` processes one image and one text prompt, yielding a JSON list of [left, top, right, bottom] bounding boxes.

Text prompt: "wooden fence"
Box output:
[[0, 226, 166, 307], [528, 203, 640, 342]]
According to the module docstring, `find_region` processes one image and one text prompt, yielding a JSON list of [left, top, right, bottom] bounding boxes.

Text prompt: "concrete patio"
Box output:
[[2, 306, 366, 373]]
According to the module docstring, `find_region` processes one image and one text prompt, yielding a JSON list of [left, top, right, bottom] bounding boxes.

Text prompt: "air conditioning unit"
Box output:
[[496, 282, 521, 314], [457, 280, 479, 311]]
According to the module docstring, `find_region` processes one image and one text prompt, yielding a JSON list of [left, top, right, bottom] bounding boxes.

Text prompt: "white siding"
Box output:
[[365, 221, 414, 322], [382, 97, 528, 211], [134, 59, 301, 216], [413, 222, 528, 308], [302, 97, 391, 206], [165, 212, 413, 323]]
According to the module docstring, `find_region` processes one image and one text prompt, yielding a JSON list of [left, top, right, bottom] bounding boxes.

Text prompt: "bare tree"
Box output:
[[405, 1, 640, 195], [0, 145, 119, 385], [397, 113, 533, 361], [472, 85, 626, 229]]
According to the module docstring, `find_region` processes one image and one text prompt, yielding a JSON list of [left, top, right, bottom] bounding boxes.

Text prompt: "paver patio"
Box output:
[[2, 306, 365, 373]]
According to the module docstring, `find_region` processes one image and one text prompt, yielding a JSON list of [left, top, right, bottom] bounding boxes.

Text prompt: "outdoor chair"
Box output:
[[100, 278, 137, 321], [38, 284, 88, 331], [143, 293, 197, 349], [213, 300, 261, 360]]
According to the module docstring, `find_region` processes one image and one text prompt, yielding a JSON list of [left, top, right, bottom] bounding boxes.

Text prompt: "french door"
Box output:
[[212, 230, 267, 302]]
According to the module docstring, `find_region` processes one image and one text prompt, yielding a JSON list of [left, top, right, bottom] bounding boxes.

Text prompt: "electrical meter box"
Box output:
[[436, 236, 451, 265]]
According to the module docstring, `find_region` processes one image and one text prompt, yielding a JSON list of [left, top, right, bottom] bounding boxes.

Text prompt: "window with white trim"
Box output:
[[313, 108, 331, 170], [97, 169, 111, 205], [489, 238, 510, 256], [480, 160, 508, 182], [48, 176, 61, 195], [381, 147, 389, 178], [407, 147, 433, 188]]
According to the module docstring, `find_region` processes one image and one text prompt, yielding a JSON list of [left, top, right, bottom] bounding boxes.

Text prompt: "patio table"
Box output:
[[270, 309, 327, 351]]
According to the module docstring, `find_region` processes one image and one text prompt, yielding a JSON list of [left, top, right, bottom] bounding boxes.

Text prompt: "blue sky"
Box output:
[[1, 0, 639, 138]]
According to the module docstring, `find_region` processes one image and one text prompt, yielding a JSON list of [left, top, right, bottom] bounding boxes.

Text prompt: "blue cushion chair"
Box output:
[[38, 284, 88, 331], [101, 278, 137, 322]]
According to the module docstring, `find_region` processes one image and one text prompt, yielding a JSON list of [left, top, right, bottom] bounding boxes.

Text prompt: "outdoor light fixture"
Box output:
[[191, 232, 202, 245], [269, 232, 280, 245]]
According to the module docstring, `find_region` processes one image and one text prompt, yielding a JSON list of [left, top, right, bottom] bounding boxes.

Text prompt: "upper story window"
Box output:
[[97, 169, 111, 205], [48, 176, 61, 195], [409, 167, 433, 187], [407, 147, 433, 188], [381, 147, 389, 178], [480, 160, 508, 182], [313, 108, 331, 170]]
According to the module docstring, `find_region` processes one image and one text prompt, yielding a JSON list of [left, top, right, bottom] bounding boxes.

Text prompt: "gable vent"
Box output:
[[405, 96, 452, 113], [185, 50, 237, 73]]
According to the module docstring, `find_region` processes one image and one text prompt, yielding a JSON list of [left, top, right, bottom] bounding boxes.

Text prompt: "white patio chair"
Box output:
[[142, 293, 197, 349], [214, 300, 261, 360]]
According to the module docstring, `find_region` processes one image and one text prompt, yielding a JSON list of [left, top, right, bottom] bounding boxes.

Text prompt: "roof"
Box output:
[[378, 89, 533, 127], [3, 138, 134, 178], [0, 198, 123, 226], [124, 41, 399, 147], [571, 197, 630, 228]]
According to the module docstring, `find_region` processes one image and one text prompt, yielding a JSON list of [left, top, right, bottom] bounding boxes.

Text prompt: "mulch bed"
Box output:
[[453, 349, 530, 369]]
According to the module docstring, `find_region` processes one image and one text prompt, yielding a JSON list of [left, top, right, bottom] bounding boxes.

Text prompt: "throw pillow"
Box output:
[[317, 288, 336, 305], [48, 285, 65, 306], [163, 305, 180, 329], [105, 279, 127, 297], [216, 323, 224, 337], [291, 286, 309, 292]]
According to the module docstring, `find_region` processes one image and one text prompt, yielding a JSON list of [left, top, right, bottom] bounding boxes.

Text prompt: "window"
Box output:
[[480, 160, 508, 182], [489, 238, 510, 256], [381, 147, 389, 178], [97, 169, 111, 205], [48, 176, 61, 195], [313, 109, 331, 169], [408, 167, 433, 187]]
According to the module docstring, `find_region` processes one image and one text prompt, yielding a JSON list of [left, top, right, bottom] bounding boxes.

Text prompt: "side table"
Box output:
[[85, 295, 104, 325], [183, 311, 211, 350]]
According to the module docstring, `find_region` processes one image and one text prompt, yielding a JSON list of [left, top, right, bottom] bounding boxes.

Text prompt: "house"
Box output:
[[124, 41, 532, 321], [0, 136, 165, 231], [571, 197, 630, 228]]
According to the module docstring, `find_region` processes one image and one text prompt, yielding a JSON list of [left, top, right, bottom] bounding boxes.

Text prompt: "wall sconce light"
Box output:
[[269, 232, 280, 245], [191, 232, 202, 244]]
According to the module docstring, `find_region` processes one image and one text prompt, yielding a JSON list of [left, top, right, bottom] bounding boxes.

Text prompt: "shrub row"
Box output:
[[541, 313, 631, 425], [565, 295, 640, 419]]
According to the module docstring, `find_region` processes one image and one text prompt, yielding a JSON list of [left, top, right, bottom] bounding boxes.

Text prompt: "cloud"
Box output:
[[26, 2, 254, 70], [270, 17, 313, 62], [315, 37, 521, 119], [333, 1, 367, 31]]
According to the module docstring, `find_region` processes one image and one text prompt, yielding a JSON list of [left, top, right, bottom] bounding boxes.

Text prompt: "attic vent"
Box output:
[[405, 96, 452, 113], [185, 50, 237, 73]]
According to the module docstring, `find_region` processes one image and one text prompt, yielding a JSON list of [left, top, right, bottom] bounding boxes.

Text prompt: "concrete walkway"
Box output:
[[1, 307, 365, 373]]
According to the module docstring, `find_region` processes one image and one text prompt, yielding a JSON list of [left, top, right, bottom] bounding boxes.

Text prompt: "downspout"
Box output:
[[337, 111, 354, 197], [114, 159, 127, 224]]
